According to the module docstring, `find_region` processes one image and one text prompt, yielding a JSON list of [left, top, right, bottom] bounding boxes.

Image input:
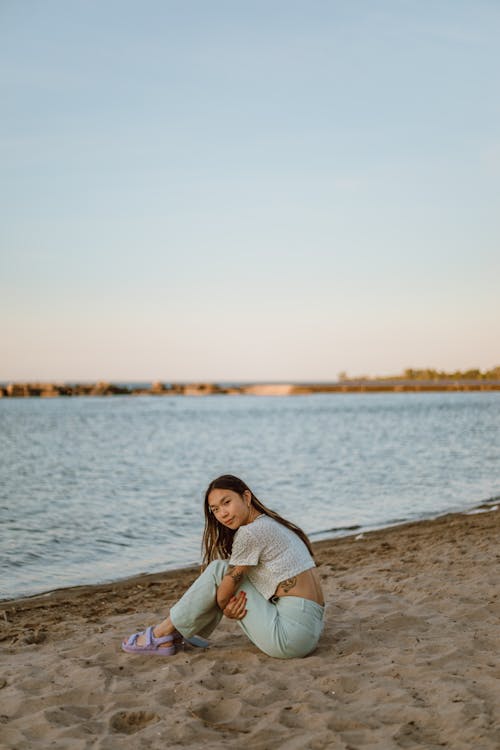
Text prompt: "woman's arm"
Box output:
[[216, 564, 249, 609]]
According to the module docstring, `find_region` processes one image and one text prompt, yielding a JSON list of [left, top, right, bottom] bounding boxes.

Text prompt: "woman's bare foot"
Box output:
[[134, 616, 176, 647]]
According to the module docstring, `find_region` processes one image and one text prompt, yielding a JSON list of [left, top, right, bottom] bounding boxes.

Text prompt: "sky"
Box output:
[[1, 0, 499, 382]]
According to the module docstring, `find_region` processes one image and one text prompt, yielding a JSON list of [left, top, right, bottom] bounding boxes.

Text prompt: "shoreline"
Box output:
[[2, 379, 500, 398], [2, 504, 499, 748], [1, 498, 497, 612], [2, 497, 498, 607]]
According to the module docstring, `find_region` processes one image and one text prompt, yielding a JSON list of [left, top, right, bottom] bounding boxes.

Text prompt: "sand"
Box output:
[[1, 504, 499, 750]]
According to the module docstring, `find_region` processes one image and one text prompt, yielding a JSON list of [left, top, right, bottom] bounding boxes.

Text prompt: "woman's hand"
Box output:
[[223, 590, 247, 620], [216, 565, 249, 610]]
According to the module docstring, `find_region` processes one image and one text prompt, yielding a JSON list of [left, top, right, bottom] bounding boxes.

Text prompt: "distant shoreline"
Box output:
[[2, 379, 500, 398]]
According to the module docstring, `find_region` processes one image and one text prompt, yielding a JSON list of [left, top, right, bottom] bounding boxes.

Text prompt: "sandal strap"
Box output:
[[125, 631, 142, 646], [145, 626, 175, 648]]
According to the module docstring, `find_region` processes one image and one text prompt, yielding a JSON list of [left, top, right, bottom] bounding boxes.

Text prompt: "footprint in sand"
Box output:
[[338, 676, 359, 694], [195, 698, 243, 725], [110, 710, 159, 734], [23, 629, 47, 645]]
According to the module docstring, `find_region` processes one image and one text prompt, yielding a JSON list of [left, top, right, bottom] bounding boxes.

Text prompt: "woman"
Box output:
[[122, 475, 325, 659]]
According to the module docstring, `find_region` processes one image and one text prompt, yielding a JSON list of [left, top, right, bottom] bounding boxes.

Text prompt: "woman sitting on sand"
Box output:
[[122, 475, 325, 659]]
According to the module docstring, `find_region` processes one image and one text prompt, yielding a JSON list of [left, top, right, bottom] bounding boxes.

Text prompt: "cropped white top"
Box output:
[[228, 515, 315, 600]]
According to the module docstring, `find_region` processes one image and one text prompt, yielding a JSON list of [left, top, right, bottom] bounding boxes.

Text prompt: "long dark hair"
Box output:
[[202, 474, 314, 566]]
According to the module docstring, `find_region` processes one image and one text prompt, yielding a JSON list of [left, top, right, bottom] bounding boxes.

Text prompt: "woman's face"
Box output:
[[208, 488, 252, 529]]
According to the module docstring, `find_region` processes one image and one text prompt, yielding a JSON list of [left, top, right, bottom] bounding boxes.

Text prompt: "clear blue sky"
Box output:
[[1, 1, 499, 381]]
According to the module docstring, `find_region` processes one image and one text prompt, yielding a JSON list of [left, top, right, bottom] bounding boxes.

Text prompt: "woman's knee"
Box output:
[[206, 559, 229, 581]]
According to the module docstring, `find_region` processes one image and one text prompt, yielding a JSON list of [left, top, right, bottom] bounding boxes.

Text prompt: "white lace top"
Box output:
[[229, 515, 315, 600]]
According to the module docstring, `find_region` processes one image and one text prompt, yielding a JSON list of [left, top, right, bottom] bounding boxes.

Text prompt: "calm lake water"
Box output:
[[1, 392, 499, 600]]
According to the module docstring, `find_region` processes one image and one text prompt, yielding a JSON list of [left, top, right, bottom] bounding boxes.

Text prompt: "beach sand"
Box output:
[[1, 505, 499, 750]]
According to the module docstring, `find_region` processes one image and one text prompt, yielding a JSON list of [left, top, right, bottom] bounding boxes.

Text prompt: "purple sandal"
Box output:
[[121, 626, 178, 655]]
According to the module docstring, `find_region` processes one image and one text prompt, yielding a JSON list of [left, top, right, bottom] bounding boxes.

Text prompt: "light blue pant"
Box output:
[[170, 560, 325, 659]]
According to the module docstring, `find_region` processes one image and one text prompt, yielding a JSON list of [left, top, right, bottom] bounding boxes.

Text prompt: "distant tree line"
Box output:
[[337, 366, 500, 382], [402, 367, 500, 381]]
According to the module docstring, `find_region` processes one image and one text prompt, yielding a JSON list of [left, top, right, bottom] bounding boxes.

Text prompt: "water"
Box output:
[[1, 392, 499, 600]]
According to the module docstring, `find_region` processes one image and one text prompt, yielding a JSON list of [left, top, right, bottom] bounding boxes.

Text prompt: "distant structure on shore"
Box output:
[[1, 367, 500, 398]]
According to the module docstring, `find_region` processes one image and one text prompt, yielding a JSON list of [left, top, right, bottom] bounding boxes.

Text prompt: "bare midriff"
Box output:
[[274, 566, 324, 606]]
